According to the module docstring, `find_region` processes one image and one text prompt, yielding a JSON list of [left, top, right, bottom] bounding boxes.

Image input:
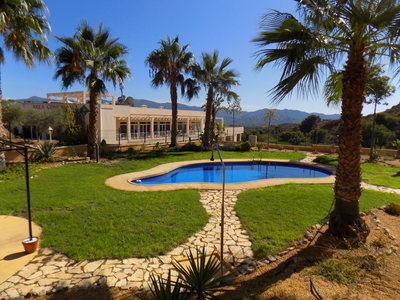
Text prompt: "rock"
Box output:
[[7, 276, 21, 284], [304, 231, 313, 239], [5, 288, 20, 299], [83, 260, 104, 273], [106, 277, 118, 287], [38, 278, 59, 286], [115, 279, 127, 287], [114, 272, 128, 280], [267, 255, 276, 262], [18, 264, 40, 279], [41, 265, 59, 275]]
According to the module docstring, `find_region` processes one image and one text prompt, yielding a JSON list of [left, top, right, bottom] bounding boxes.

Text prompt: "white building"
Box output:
[[16, 91, 244, 144]]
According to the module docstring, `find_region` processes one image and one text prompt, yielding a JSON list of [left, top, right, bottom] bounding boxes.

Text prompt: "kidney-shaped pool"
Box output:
[[131, 162, 332, 185]]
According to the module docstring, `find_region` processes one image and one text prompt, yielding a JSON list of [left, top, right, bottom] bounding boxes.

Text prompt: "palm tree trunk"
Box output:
[[87, 91, 100, 159], [329, 50, 369, 241], [369, 101, 378, 161], [211, 104, 216, 140], [170, 83, 178, 147], [0, 99, 6, 170], [203, 87, 213, 147]]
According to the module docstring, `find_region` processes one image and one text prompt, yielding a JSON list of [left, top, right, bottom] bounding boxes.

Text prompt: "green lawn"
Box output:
[[0, 150, 304, 260], [361, 162, 400, 188], [236, 184, 400, 258], [313, 155, 400, 189]]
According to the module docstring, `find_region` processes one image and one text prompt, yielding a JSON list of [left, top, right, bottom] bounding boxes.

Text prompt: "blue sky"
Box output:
[[2, 0, 399, 115]]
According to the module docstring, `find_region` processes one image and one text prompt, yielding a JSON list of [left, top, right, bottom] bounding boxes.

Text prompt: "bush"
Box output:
[[33, 142, 56, 162], [220, 141, 251, 152], [220, 143, 236, 151], [385, 203, 400, 216], [166, 145, 181, 152], [180, 142, 204, 152], [313, 155, 338, 166], [237, 141, 251, 151]]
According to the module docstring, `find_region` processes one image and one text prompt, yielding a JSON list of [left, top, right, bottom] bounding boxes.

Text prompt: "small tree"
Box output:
[[224, 98, 242, 142], [300, 115, 321, 134], [263, 109, 278, 148], [1, 101, 23, 140]]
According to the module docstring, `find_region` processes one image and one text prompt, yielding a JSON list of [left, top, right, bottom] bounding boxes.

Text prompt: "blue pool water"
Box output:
[[132, 162, 331, 185]]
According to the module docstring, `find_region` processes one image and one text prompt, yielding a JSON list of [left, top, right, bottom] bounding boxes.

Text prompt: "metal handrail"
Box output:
[[210, 142, 226, 275]]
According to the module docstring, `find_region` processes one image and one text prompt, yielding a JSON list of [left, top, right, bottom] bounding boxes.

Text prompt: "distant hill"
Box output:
[[14, 96, 341, 126]]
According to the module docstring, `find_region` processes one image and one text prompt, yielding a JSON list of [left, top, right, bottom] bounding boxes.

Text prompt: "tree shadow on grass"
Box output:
[[222, 232, 344, 299], [391, 171, 400, 177]]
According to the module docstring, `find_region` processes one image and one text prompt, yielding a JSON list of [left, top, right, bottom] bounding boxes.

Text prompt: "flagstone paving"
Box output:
[[0, 190, 253, 299]]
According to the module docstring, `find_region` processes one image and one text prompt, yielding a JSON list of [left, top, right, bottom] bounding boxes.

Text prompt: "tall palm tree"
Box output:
[[210, 89, 239, 138], [324, 65, 395, 161], [54, 22, 131, 158], [146, 36, 199, 147], [0, 0, 51, 169], [193, 51, 239, 147], [253, 0, 400, 240]]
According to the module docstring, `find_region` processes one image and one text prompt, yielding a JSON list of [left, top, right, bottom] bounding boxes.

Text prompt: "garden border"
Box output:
[[105, 159, 336, 191]]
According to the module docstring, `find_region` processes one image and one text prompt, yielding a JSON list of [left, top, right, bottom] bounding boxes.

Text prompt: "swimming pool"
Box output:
[[131, 162, 331, 185]]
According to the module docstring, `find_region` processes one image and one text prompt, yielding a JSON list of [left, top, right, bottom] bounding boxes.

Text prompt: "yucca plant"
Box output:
[[148, 271, 189, 300], [34, 142, 56, 162], [173, 248, 230, 300]]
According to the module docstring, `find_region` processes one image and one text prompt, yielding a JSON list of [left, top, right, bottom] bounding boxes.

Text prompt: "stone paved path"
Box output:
[[0, 190, 253, 299]]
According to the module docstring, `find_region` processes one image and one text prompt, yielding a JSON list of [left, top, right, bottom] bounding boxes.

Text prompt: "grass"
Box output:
[[0, 150, 304, 260], [361, 163, 400, 188], [236, 184, 400, 258], [308, 258, 360, 285], [314, 155, 400, 189]]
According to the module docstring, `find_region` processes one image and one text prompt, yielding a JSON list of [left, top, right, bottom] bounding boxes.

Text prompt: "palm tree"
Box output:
[[0, 0, 51, 169], [193, 51, 239, 147], [210, 89, 239, 138], [263, 109, 279, 148], [253, 0, 400, 240], [146, 36, 199, 147], [54, 22, 131, 158], [324, 65, 395, 161]]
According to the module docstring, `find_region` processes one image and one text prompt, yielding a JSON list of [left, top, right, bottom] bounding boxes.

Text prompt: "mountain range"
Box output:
[[14, 96, 341, 126]]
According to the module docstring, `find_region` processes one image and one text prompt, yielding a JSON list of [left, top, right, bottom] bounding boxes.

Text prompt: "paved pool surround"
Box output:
[[105, 159, 336, 191]]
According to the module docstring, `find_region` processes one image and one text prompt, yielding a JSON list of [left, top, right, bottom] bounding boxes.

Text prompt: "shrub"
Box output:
[[313, 155, 338, 166], [180, 142, 204, 152], [33, 142, 56, 162], [385, 203, 400, 216], [238, 141, 251, 151], [220, 143, 236, 151], [167, 145, 181, 152]]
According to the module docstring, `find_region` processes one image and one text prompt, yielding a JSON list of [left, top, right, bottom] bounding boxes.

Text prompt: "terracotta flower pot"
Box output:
[[22, 237, 39, 254]]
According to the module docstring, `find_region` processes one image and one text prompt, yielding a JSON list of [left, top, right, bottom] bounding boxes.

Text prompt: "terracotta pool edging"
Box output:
[[105, 159, 336, 191]]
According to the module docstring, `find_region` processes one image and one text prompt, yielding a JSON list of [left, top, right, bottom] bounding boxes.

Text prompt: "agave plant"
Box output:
[[173, 248, 230, 300], [148, 271, 189, 300], [34, 142, 56, 162]]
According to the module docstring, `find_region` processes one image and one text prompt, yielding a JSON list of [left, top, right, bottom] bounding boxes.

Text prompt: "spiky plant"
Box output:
[[173, 248, 230, 300]]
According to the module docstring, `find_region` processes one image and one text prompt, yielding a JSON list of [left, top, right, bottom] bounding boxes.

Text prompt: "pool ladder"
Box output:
[[251, 150, 263, 164]]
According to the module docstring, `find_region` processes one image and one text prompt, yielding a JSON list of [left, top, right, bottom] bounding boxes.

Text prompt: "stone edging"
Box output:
[[0, 190, 252, 299], [105, 159, 335, 191]]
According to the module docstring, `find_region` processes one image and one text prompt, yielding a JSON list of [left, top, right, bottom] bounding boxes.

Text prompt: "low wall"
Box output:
[[4, 141, 195, 162], [262, 143, 398, 158]]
